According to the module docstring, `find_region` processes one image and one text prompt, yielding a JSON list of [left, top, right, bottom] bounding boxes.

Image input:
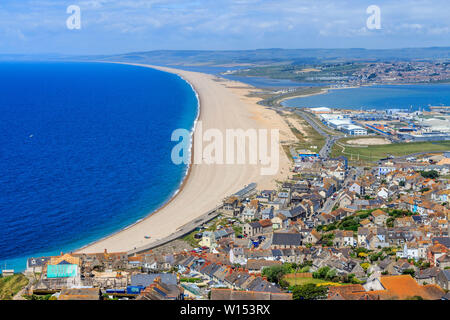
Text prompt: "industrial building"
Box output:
[[340, 124, 368, 136]]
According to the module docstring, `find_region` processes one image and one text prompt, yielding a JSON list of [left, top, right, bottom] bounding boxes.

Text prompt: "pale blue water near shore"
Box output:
[[0, 62, 198, 271], [282, 84, 450, 110]]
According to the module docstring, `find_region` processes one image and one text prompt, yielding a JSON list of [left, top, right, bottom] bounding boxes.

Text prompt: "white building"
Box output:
[[341, 124, 367, 136], [328, 119, 353, 129]]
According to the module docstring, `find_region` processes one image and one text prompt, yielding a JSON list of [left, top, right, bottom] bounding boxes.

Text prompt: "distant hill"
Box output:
[[2, 47, 450, 66], [86, 47, 450, 66]]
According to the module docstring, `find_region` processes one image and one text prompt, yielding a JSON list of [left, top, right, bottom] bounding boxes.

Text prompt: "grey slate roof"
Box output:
[[432, 237, 450, 248], [272, 233, 302, 246], [441, 269, 450, 281], [131, 273, 177, 287], [27, 256, 51, 268]]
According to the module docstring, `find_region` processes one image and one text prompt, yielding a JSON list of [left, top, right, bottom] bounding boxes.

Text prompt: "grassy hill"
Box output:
[[331, 140, 450, 164], [0, 274, 29, 300]]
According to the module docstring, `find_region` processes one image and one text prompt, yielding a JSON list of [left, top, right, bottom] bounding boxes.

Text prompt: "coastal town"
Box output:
[[2, 105, 449, 301], [227, 60, 450, 86]]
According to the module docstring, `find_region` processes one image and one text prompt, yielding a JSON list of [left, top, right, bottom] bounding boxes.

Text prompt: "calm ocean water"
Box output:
[[0, 62, 198, 271], [282, 84, 450, 110]]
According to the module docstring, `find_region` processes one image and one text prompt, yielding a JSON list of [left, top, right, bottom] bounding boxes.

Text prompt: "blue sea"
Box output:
[[0, 62, 198, 271], [282, 84, 450, 110]]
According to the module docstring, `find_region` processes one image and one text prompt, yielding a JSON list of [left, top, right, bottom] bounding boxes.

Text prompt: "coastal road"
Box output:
[[127, 205, 222, 256], [291, 109, 344, 160]]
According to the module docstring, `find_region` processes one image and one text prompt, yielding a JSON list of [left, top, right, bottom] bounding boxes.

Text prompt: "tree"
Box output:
[[292, 284, 328, 300], [261, 265, 288, 284], [325, 269, 337, 281], [313, 266, 330, 279], [360, 263, 370, 272], [420, 170, 439, 179], [402, 268, 416, 277]]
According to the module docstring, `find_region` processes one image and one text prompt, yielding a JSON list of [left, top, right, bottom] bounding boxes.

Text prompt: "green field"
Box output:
[[283, 276, 347, 287], [0, 274, 29, 300], [331, 140, 450, 164], [284, 277, 329, 286]]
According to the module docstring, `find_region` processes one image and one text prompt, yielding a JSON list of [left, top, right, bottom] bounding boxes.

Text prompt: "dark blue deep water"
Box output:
[[0, 62, 198, 271]]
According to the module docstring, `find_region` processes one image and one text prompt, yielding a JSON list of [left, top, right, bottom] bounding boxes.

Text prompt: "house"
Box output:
[[261, 206, 274, 220], [318, 213, 335, 225], [271, 232, 303, 249], [349, 182, 363, 195], [436, 254, 450, 269], [427, 241, 449, 266], [259, 219, 273, 234], [357, 228, 370, 247], [137, 276, 184, 300], [229, 247, 247, 266], [199, 231, 215, 247], [328, 275, 445, 300], [436, 270, 450, 290], [246, 259, 282, 273], [360, 218, 374, 228], [241, 206, 258, 221], [371, 209, 389, 226], [222, 196, 240, 217], [26, 256, 51, 274], [127, 256, 143, 268], [377, 166, 396, 176], [333, 230, 355, 247], [271, 213, 289, 230], [366, 232, 389, 250], [260, 190, 276, 202], [58, 288, 101, 300], [142, 254, 174, 272], [243, 222, 263, 237], [199, 228, 234, 248], [304, 229, 321, 244], [131, 273, 177, 288], [1, 270, 14, 277], [396, 243, 420, 260], [416, 267, 441, 285], [338, 192, 354, 208], [376, 187, 390, 199], [210, 288, 292, 300], [394, 216, 414, 228]]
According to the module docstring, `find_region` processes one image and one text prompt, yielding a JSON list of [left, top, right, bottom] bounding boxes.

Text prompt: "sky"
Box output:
[[0, 0, 450, 55]]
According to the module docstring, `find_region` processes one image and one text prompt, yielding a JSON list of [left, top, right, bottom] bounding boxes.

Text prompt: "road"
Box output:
[[320, 167, 357, 214], [127, 205, 222, 256], [292, 109, 344, 160]]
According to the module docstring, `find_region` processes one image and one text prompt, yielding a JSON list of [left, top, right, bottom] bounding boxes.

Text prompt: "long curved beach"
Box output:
[[76, 64, 292, 254]]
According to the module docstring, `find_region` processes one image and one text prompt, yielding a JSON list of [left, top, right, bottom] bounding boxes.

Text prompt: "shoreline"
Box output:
[[76, 62, 201, 253], [76, 63, 290, 254]]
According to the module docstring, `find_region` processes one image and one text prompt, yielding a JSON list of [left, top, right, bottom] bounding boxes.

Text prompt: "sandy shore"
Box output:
[[76, 64, 291, 254], [278, 88, 329, 106]]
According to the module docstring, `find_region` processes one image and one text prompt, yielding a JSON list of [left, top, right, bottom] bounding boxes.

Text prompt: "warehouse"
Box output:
[[341, 125, 368, 136]]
